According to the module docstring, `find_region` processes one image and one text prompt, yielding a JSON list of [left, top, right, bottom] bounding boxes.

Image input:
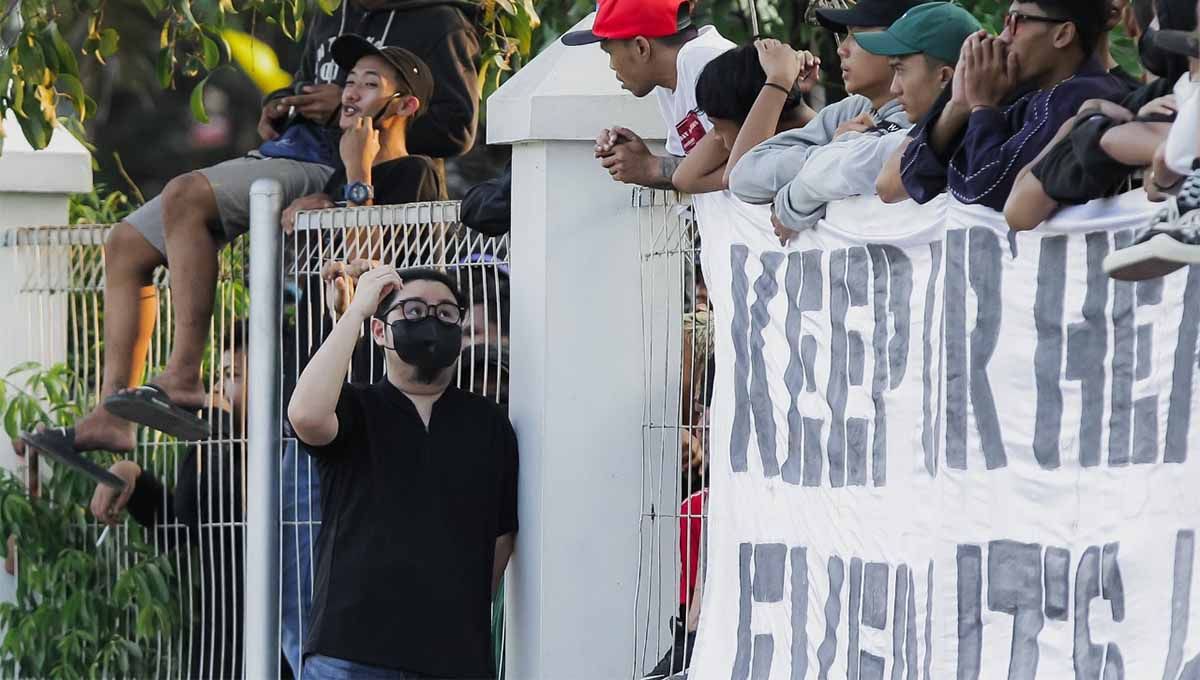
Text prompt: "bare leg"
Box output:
[[68, 223, 164, 452], [150, 171, 221, 410]]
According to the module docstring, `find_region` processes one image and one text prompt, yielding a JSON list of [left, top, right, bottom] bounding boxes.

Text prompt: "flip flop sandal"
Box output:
[[19, 427, 127, 490], [104, 384, 210, 441]]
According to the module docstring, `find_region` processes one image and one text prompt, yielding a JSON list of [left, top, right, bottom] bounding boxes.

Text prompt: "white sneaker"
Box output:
[[1105, 170, 1200, 281]]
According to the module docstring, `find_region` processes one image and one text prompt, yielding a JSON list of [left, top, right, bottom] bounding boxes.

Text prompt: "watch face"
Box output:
[[347, 182, 371, 204]]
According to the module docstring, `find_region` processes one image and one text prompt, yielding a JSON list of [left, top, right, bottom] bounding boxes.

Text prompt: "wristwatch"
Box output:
[[343, 181, 374, 204]]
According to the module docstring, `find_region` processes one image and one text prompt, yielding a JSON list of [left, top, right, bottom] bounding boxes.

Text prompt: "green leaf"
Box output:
[[177, 0, 201, 29], [317, 0, 341, 14], [142, 0, 167, 15], [156, 47, 173, 89], [55, 74, 86, 120], [97, 29, 118, 59], [6, 361, 39, 377], [189, 73, 210, 123], [47, 24, 78, 79], [144, 563, 169, 602], [200, 34, 220, 70]]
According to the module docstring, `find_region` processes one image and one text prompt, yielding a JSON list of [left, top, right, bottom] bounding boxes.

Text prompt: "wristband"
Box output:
[[763, 82, 791, 96]]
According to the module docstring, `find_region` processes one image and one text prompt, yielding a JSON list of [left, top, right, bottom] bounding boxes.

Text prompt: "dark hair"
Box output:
[[1033, 0, 1107, 56], [375, 267, 465, 318], [695, 44, 804, 124]]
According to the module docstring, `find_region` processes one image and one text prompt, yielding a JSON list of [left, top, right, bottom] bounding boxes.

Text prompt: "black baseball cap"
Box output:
[[332, 34, 435, 116], [1154, 29, 1200, 57], [815, 0, 928, 33]]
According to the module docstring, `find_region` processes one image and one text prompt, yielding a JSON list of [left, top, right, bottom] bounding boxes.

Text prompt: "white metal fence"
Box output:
[[1, 189, 700, 680], [634, 189, 710, 680]]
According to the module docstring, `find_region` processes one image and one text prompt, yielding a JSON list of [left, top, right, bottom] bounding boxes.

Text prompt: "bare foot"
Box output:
[[118, 368, 208, 412], [13, 404, 137, 457]]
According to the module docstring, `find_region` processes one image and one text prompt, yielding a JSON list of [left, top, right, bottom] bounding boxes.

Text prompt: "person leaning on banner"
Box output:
[[880, 0, 1132, 210], [562, 0, 735, 188], [671, 40, 821, 195], [1005, 0, 1198, 230], [762, 3, 981, 244], [726, 0, 918, 209], [287, 264, 517, 680]]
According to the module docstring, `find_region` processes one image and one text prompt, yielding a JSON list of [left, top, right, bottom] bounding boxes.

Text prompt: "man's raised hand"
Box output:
[[279, 83, 342, 124], [258, 99, 289, 141], [346, 264, 403, 320]]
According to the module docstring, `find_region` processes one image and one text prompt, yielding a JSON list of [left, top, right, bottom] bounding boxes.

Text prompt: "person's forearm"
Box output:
[[288, 308, 364, 431], [724, 87, 790, 185], [1099, 122, 1171, 167], [673, 134, 730, 194], [1004, 171, 1057, 231], [876, 138, 912, 203], [930, 101, 971, 156], [644, 155, 682, 190]]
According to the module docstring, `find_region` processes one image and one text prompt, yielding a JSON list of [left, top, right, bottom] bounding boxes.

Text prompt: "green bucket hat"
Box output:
[[855, 2, 982, 65]]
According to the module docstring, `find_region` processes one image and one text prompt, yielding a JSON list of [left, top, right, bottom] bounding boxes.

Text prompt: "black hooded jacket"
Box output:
[[268, 0, 480, 159]]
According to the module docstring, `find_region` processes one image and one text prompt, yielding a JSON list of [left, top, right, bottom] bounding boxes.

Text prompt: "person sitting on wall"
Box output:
[[17, 0, 479, 460], [287, 264, 517, 680], [756, 2, 980, 244], [880, 0, 1132, 210], [562, 0, 736, 188], [281, 37, 445, 246], [88, 323, 249, 680], [1004, 0, 1197, 230], [726, 0, 921, 207]]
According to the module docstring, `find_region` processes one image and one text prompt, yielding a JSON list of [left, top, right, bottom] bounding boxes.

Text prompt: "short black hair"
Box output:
[[375, 267, 465, 319], [1032, 0, 1107, 56], [695, 44, 804, 124]]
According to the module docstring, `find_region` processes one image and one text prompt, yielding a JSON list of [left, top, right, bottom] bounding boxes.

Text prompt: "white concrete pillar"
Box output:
[[0, 112, 93, 599], [488, 13, 673, 679]]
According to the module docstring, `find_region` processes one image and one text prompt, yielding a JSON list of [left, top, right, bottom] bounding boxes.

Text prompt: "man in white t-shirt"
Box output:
[[562, 0, 734, 188]]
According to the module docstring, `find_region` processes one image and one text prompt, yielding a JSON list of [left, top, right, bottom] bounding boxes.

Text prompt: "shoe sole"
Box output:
[[1103, 233, 1199, 281]]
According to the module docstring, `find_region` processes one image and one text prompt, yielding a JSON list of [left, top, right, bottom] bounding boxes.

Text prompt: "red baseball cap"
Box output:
[[561, 0, 692, 46]]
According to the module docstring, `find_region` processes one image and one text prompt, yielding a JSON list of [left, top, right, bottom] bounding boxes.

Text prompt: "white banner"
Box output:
[[690, 189, 1200, 680]]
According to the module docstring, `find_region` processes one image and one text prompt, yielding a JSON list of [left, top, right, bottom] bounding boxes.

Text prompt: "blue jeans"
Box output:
[[281, 440, 321, 679], [304, 654, 440, 680]]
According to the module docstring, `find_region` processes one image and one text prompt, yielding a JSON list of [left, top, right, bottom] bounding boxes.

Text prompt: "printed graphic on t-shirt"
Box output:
[[676, 110, 707, 154], [865, 120, 904, 136]]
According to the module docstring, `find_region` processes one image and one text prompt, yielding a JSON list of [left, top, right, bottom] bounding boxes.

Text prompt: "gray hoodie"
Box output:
[[728, 95, 908, 207]]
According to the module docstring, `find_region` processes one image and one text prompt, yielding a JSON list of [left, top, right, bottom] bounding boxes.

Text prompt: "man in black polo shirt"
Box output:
[[287, 264, 518, 679]]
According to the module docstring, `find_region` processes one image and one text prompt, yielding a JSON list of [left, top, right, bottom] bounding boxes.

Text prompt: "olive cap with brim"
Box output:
[[562, 0, 691, 45], [1154, 29, 1200, 58], [331, 34, 435, 116], [855, 2, 982, 65], [815, 0, 925, 34]]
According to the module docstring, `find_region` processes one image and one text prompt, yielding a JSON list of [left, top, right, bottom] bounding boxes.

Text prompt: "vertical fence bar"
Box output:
[[245, 178, 283, 680]]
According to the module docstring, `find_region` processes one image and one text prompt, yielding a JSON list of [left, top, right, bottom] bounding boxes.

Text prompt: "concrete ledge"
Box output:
[[487, 13, 666, 144], [0, 111, 93, 195]]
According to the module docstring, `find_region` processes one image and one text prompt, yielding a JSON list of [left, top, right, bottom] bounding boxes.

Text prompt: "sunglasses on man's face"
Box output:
[[1003, 10, 1069, 35]]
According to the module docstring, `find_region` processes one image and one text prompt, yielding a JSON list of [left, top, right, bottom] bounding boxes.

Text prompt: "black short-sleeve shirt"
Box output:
[[298, 381, 518, 677], [323, 154, 445, 204]]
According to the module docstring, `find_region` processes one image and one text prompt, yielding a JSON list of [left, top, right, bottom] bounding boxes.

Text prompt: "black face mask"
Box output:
[[385, 317, 463, 378]]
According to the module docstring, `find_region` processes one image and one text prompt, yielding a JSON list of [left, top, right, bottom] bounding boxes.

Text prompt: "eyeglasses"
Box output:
[[833, 30, 863, 49], [388, 298, 465, 326], [1003, 10, 1069, 34]]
